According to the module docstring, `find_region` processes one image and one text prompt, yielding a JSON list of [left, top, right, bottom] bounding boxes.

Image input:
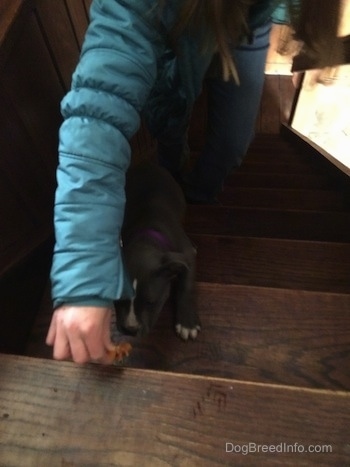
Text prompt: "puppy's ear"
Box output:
[[159, 252, 189, 278]]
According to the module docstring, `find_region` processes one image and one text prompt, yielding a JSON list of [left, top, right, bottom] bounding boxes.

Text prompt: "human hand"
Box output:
[[46, 306, 116, 364]]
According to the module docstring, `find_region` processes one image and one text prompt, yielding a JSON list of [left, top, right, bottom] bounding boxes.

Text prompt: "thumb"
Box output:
[[102, 308, 115, 351], [46, 311, 57, 345]]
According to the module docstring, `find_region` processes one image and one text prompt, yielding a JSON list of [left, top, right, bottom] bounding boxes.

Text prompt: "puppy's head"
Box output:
[[116, 245, 189, 336]]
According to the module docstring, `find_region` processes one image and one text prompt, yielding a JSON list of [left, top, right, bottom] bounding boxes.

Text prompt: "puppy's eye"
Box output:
[[145, 300, 156, 308]]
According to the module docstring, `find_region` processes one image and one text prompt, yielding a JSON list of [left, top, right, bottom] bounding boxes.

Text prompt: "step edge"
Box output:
[[195, 281, 350, 299], [3, 353, 350, 398], [190, 233, 350, 248]]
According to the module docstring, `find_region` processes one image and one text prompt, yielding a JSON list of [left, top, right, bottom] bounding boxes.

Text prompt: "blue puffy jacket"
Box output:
[[51, 0, 292, 309]]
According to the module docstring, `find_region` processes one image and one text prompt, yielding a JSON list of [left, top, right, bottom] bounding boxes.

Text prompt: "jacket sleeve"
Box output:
[[51, 0, 164, 308], [271, 1, 300, 25]]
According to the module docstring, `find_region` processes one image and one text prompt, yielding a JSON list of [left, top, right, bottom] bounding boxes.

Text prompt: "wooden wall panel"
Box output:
[[0, 239, 53, 354], [34, 0, 81, 90], [0, 0, 28, 49], [0, 92, 52, 221], [0, 172, 34, 256], [0, 1, 63, 274], [258, 75, 295, 134], [1, 13, 63, 179], [0, 92, 55, 276], [84, 0, 93, 15], [280, 74, 296, 125], [65, 0, 90, 49]]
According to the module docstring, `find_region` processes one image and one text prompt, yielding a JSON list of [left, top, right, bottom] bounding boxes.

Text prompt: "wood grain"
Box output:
[[27, 283, 350, 391], [0, 0, 25, 49], [0, 91, 54, 222], [1, 353, 350, 466], [117, 284, 350, 390], [64, 0, 89, 49], [218, 187, 348, 211], [192, 234, 350, 293], [0, 170, 35, 257], [259, 75, 281, 134], [185, 206, 350, 242], [236, 158, 328, 174], [35, 0, 80, 90], [1, 12, 63, 179], [226, 171, 336, 190], [83, 0, 93, 16]]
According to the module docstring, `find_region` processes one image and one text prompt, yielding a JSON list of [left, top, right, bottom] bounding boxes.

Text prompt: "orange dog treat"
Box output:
[[108, 342, 132, 362]]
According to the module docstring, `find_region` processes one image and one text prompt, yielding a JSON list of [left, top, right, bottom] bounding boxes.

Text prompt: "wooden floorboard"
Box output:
[[237, 160, 325, 174], [114, 284, 350, 390], [185, 206, 350, 242], [27, 283, 350, 391], [1, 353, 350, 466], [247, 143, 303, 154], [243, 149, 310, 163], [218, 187, 348, 211], [192, 234, 350, 293], [226, 172, 337, 190]]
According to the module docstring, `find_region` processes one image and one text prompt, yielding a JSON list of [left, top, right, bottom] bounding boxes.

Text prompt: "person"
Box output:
[[46, 0, 342, 363]]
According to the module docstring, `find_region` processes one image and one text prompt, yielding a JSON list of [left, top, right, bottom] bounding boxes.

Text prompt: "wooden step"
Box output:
[[192, 148, 310, 166], [244, 149, 311, 164], [2, 353, 350, 466], [191, 234, 350, 293], [247, 144, 298, 154], [218, 187, 348, 211], [109, 284, 350, 389], [26, 284, 350, 390], [237, 160, 324, 174], [248, 142, 305, 154], [185, 206, 350, 242], [226, 171, 337, 190], [247, 146, 303, 158]]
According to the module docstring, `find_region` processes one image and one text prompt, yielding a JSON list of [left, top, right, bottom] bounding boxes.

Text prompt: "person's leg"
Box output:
[[143, 56, 193, 179], [184, 22, 271, 203], [156, 106, 192, 178]]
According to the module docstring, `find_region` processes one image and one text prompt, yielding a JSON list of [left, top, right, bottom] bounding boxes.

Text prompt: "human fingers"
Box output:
[[68, 332, 91, 364], [49, 307, 89, 363], [51, 312, 72, 361], [46, 310, 58, 346], [46, 306, 113, 364], [101, 309, 119, 364], [84, 308, 115, 363]]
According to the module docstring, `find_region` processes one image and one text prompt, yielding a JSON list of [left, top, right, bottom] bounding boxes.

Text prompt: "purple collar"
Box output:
[[130, 228, 173, 250]]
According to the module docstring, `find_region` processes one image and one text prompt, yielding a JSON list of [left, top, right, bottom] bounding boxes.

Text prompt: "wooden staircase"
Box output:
[[2, 2, 350, 464], [6, 132, 350, 465], [101, 133, 350, 388]]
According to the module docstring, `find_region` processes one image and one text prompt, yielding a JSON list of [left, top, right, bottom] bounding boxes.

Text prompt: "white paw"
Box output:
[[175, 323, 201, 340]]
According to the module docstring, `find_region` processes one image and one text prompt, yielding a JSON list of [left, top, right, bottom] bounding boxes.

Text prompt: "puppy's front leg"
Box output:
[[175, 246, 201, 340]]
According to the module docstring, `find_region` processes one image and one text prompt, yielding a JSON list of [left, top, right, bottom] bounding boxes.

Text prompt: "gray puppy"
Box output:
[[115, 161, 201, 340]]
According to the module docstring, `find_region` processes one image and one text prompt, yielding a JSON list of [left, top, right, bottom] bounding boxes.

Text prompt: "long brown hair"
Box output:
[[167, 0, 345, 81], [172, 0, 254, 82], [171, 0, 254, 83], [291, 0, 344, 71]]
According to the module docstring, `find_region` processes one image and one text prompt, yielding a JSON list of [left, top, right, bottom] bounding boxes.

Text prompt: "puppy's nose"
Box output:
[[124, 309, 141, 334], [124, 323, 141, 335]]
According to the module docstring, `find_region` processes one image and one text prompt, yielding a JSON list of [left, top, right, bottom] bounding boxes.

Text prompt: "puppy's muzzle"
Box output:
[[122, 308, 142, 335]]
